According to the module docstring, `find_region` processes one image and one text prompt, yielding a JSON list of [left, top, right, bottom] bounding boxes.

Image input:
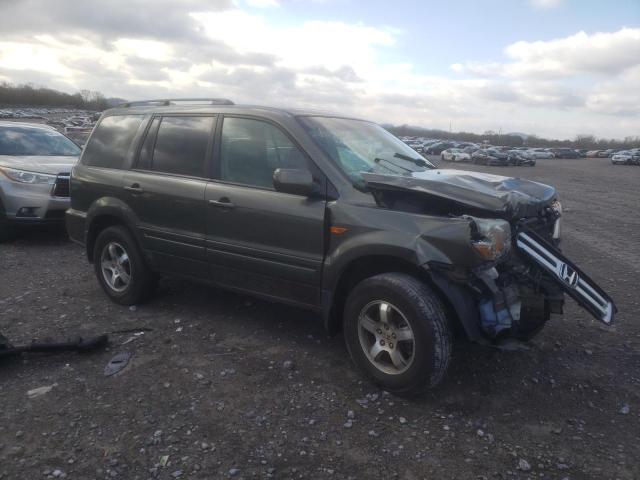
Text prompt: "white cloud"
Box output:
[[191, 10, 396, 73], [454, 28, 640, 79], [504, 28, 640, 77], [529, 0, 564, 9], [446, 27, 640, 135], [244, 0, 280, 7], [0, 1, 637, 139], [586, 65, 640, 116]]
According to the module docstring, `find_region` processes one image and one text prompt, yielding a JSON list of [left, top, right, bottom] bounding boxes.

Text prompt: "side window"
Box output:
[[220, 117, 308, 189], [82, 115, 144, 169], [151, 116, 214, 177], [136, 117, 161, 171]]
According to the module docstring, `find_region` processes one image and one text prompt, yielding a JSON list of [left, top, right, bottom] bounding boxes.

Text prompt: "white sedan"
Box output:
[[441, 148, 471, 162]]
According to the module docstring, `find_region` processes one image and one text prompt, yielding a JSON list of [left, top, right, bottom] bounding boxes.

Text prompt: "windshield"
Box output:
[[0, 126, 81, 156], [299, 116, 436, 188]]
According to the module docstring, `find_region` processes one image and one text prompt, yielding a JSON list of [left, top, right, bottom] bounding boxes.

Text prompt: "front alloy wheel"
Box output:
[[358, 300, 415, 375], [344, 273, 452, 395]]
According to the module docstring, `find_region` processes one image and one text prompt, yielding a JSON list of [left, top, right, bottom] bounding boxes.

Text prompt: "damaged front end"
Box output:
[[363, 170, 616, 343], [466, 206, 615, 341]]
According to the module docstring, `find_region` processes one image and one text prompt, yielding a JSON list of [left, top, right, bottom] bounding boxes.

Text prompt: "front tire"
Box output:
[[343, 273, 452, 395], [93, 225, 156, 305]]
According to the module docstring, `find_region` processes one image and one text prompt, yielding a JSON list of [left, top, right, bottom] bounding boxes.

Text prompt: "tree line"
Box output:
[[0, 82, 109, 111], [387, 124, 639, 150], [1, 82, 637, 149]]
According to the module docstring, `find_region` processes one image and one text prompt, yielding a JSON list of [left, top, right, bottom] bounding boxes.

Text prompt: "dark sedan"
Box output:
[[471, 149, 510, 166]]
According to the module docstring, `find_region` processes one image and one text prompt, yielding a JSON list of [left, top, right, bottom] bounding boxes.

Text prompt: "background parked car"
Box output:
[[611, 149, 640, 165], [441, 148, 471, 162], [507, 150, 536, 166], [0, 121, 80, 241], [425, 141, 455, 155], [550, 148, 580, 159], [527, 148, 554, 159], [471, 148, 509, 166], [396, 135, 638, 165]]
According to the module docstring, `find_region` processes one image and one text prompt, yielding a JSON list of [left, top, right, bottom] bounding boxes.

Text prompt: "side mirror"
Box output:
[[273, 168, 314, 196]]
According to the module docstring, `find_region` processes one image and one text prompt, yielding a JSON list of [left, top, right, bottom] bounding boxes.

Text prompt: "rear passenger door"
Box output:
[[204, 116, 327, 308], [123, 114, 216, 277]]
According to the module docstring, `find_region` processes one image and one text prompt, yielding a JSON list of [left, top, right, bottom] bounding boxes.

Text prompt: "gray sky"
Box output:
[[0, 0, 638, 139]]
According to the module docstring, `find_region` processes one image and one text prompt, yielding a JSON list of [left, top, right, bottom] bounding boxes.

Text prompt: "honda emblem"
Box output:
[[560, 263, 579, 288]]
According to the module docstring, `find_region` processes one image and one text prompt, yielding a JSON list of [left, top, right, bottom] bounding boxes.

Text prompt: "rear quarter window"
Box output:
[[82, 115, 144, 169]]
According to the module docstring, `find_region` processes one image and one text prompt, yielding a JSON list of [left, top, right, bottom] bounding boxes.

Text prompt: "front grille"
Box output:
[[516, 231, 615, 324], [52, 174, 70, 197]]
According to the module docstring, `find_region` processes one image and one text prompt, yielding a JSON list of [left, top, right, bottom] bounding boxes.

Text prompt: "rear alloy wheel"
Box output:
[[344, 273, 452, 395], [100, 241, 132, 293], [93, 225, 156, 305]]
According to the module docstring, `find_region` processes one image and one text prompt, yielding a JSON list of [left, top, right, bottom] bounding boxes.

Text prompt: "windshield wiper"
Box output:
[[393, 152, 430, 167], [374, 157, 413, 173]]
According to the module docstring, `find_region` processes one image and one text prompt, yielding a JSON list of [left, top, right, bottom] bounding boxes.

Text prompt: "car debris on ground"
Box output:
[[0, 332, 108, 359]]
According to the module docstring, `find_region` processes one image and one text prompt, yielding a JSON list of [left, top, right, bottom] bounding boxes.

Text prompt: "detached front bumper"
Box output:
[[471, 228, 616, 340], [434, 202, 614, 342], [516, 230, 616, 324]]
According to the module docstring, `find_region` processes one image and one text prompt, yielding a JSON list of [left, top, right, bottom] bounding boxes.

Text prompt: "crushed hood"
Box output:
[[363, 169, 556, 220], [0, 155, 78, 175]]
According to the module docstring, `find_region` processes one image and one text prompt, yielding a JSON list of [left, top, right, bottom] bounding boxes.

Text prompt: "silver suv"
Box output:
[[0, 121, 80, 240]]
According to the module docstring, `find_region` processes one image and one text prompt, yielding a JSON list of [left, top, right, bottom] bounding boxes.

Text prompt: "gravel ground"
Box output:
[[1, 157, 638, 480]]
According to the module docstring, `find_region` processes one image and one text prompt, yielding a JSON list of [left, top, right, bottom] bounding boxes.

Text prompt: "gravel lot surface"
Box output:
[[1, 157, 638, 479]]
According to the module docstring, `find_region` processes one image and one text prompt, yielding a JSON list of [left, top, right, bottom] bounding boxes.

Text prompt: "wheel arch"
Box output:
[[323, 254, 470, 339], [85, 198, 142, 263]]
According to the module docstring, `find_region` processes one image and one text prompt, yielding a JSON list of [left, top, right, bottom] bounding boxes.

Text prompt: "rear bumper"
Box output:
[[65, 208, 86, 245]]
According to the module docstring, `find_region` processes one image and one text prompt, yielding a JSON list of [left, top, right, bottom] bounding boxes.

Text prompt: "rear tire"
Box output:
[[343, 273, 452, 395], [93, 225, 156, 305]]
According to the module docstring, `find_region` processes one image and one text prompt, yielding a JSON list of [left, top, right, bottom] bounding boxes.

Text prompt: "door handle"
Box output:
[[209, 199, 235, 209], [124, 184, 144, 194]]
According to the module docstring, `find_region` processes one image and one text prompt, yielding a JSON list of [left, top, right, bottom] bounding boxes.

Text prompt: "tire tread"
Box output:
[[344, 272, 452, 395]]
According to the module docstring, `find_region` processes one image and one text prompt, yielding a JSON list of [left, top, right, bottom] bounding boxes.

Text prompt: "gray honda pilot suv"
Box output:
[[66, 99, 616, 394]]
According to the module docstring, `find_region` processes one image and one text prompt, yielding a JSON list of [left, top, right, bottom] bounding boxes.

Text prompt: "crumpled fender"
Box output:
[[322, 205, 477, 293]]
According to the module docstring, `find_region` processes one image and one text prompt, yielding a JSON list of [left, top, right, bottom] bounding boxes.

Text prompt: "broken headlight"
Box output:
[[470, 218, 511, 262]]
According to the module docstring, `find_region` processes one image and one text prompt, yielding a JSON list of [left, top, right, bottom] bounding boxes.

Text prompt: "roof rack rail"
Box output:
[[119, 98, 234, 107]]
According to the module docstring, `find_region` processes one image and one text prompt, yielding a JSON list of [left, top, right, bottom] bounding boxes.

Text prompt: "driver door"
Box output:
[[204, 116, 327, 308]]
